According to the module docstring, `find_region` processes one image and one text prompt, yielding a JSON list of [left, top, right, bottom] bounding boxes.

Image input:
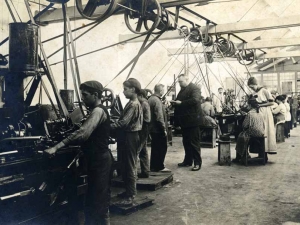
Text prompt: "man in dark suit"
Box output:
[[171, 74, 203, 171]]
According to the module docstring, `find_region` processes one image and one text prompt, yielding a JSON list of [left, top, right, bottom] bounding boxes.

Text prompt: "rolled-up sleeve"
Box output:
[[62, 107, 107, 146]]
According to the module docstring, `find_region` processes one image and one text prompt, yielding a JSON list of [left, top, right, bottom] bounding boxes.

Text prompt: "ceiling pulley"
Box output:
[[75, 0, 123, 20], [124, 0, 162, 35]]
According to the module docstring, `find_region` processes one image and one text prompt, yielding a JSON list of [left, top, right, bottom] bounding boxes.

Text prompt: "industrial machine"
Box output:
[[0, 21, 118, 224]]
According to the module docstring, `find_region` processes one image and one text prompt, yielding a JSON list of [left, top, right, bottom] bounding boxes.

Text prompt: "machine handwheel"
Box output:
[[124, 0, 162, 35], [75, 0, 122, 21], [101, 88, 115, 109]]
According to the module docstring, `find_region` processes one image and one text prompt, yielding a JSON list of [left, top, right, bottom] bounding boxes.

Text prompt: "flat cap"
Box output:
[[80, 80, 104, 92]]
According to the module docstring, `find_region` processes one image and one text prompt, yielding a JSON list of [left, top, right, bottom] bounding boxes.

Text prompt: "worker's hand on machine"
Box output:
[[170, 100, 182, 105], [44, 147, 57, 157]]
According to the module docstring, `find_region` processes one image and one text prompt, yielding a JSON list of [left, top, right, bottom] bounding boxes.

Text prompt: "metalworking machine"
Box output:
[[0, 21, 118, 224]]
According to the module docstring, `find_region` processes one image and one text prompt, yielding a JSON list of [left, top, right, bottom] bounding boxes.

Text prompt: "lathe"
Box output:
[[0, 22, 118, 224]]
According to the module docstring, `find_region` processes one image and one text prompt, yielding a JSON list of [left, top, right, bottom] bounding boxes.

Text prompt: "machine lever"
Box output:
[[0, 187, 35, 201]]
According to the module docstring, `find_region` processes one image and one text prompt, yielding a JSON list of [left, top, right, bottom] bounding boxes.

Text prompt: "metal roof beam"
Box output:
[[259, 58, 287, 71], [120, 15, 300, 43], [204, 15, 300, 34]]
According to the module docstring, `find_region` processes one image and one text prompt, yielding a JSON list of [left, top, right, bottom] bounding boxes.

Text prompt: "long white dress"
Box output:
[[255, 88, 277, 153], [284, 102, 291, 122]]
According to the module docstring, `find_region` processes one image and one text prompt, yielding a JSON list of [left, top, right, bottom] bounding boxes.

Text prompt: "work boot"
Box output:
[[191, 165, 201, 171], [115, 196, 134, 207], [178, 162, 192, 167]]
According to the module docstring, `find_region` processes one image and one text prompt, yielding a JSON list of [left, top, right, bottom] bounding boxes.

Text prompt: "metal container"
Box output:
[[60, 89, 74, 111], [9, 23, 39, 72]]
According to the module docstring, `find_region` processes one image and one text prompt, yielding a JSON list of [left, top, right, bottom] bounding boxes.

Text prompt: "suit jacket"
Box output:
[[174, 83, 203, 128]]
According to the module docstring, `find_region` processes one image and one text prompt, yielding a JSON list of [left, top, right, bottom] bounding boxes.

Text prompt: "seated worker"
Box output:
[[45, 81, 112, 225], [272, 95, 286, 126], [201, 97, 215, 117], [110, 78, 143, 207], [233, 96, 265, 164], [201, 97, 218, 128], [137, 89, 151, 178]]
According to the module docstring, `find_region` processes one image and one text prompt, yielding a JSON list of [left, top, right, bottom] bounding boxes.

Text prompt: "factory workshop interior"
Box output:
[[1, 0, 300, 224]]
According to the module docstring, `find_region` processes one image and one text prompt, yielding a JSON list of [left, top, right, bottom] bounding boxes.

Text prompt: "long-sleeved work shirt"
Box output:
[[148, 94, 167, 133], [111, 99, 143, 132], [62, 107, 108, 146], [139, 98, 151, 123]]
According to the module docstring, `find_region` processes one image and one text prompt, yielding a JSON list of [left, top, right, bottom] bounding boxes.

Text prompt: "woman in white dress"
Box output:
[[282, 94, 291, 138], [272, 95, 286, 126], [247, 77, 277, 154]]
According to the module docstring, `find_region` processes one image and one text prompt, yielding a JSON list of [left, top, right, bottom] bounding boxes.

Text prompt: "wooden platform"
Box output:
[[110, 196, 154, 215], [112, 172, 173, 191]]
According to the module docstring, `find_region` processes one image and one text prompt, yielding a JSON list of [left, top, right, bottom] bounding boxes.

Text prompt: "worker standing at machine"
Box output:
[[45, 81, 112, 225], [110, 78, 143, 207]]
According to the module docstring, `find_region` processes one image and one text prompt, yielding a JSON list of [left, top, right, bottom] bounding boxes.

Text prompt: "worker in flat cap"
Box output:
[[111, 78, 143, 207], [45, 80, 112, 225], [247, 76, 277, 156]]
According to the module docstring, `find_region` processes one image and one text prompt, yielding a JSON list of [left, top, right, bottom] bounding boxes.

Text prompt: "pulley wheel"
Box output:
[[189, 27, 202, 43], [144, 7, 169, 34], [215, 37, 230, 55], [101, 88, 116, 109], [124, 0, 162, 35], [203, 35, 213, 46], [179, 25, 189, 37], [238, 49, 255, 65], [75, 0, 123, 21]]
